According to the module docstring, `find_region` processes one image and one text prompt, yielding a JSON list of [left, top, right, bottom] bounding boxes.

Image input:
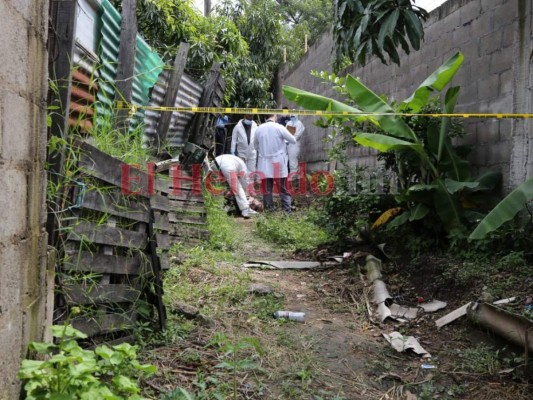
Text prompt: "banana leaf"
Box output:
[[345, 75, 418, 141], [282, 86, 362, 114], [469, 178, 533, 240], [398, 52, 464, 113], [354, 133, 423, 155]]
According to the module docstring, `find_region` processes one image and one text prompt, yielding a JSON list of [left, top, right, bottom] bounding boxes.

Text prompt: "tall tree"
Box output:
[[333, 0, 428, 70]]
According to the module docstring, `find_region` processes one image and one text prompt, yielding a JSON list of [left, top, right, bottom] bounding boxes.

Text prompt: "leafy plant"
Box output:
[[470, 177, 533, 239], [333, 0, 428, 70], [18, 325, 156, 400], [284, 52, 501, 236]]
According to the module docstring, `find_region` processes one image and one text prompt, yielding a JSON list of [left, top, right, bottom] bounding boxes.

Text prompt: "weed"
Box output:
[[255, 212, 329, 250], [18, 325, 156, 399]]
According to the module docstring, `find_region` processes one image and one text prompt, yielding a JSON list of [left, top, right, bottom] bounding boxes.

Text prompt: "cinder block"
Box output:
[[7, 0, 31, 21], [0, 168, 28, 240], [493, 2, 518, 29], [490, 47, 513, 74], [461, 1, 482, 25], [1, 91, 32, 160], [477, 74, 499, 100], [479, 30, 502, 55], [477, 120, 500, 144], [471, 11, 493, 38], [0, 1, 29, 89], [501, 26, 516, 47], [487, 141, 510, 165]]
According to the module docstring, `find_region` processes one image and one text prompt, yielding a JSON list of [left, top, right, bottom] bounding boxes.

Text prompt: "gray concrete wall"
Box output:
[[0, 0, 49, 398], [280, 0, 531, 190]]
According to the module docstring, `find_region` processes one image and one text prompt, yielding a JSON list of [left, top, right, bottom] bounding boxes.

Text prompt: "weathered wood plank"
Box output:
[[167, 191, 205, 203], [150, 195, 170, 212], [76, 140, 152, 197], [63, 284, 141, 305], [67, 220, 147, 249], [71, 312, 136, 337], [156, 233, 172, 250], [81, 189, 150, 222], [114, 0, 137, 131], [156, 43, 190, 146], [160, 253, 170, 270], [154, 212, 171, 232], [63, 251, 144, 275], [169, 200, 206, 213], [169, 214, 207, 224]]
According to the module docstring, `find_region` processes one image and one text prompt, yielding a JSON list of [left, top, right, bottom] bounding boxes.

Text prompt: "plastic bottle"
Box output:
[[273, 311, 305, 322]]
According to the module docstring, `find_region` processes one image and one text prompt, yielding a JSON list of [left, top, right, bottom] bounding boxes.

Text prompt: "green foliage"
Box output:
[[333, 0, 428, 70], [255, 212, 329, 250], [204, 193, 241, 251], [284, 52, 501, 237], [18, 325, 156, 400], [470, 178, 533, 240]]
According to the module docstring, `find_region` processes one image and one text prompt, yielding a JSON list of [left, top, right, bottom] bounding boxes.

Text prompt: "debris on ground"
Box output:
[[436, 302, 473, 328], [467, 302, 533, 352], [382, 331, 431, 358], [243, 260, 335, 269]]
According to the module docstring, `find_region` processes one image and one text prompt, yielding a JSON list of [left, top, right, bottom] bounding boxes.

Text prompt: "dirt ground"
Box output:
[[143, 218, 532, 400]]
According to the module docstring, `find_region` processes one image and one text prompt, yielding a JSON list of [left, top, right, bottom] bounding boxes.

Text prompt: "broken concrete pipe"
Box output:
[[467, 302, 533, 353]]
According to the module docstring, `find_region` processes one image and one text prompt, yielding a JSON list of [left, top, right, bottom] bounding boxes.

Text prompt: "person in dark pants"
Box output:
[[254, 114, 296, 213], [215, 115, 229, 156]]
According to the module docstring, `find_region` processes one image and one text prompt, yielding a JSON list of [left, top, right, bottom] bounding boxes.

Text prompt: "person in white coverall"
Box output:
[[254, 114, 296, 213], [212, 154, 258, 218], [230, 114, 257, 174], [285, 115, 305, 173]]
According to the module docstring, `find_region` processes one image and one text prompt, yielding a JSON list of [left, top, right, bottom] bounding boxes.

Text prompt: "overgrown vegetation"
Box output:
[[18, 325, 156, 400], [255, 212, 330, 250]]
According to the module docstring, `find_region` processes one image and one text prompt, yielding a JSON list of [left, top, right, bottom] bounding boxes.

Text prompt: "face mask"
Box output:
[[243, 119, 252, 126], [290, 116, 297, 122]]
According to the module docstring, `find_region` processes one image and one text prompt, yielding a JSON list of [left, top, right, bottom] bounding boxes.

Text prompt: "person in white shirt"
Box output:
[[230, 114, 257, 174], [285, 115, 305, 173], [254, 114, 296, 213], [211, 154, 258, 218]]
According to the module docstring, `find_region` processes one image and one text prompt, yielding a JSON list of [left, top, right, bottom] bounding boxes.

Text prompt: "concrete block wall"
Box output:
[[0, 0, 49, 398], [281, 0, 531, 190]]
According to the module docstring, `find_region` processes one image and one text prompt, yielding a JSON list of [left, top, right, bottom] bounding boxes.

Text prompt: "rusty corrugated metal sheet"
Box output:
[[144, 71, 204, 148], [69, 45, 99, 133]]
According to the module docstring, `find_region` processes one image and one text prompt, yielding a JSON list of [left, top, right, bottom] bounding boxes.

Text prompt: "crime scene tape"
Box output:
[[116, 101, 533, 119]]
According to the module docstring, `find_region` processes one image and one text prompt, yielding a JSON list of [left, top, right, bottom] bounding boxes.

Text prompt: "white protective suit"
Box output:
[[285, 118, 305, 173], [213, 154, 251, 216], [254, 120, 296, 178], [230, 119, 258, 173]]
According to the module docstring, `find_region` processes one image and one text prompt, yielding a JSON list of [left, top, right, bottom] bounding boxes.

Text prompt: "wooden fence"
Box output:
[[54, 140, 208, 344]]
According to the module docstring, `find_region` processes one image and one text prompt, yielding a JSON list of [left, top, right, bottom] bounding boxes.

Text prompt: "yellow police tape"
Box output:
[[115, 101, 533, 119]]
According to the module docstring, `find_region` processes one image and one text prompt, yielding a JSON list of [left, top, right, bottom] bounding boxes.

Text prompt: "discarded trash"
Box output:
[[365, 255, 383, 282], [525, 295, 533, 312], [435, 302, 472, 329], [421, 364, 437, 369], [390, 303, 419, 320], [419, 300, 447, 313], [492, 297, 517, 305], [243, 260, 335, 269], [467, 302, 533, 352], [273, 311, 305, 322], [382, 331, 431, 358]]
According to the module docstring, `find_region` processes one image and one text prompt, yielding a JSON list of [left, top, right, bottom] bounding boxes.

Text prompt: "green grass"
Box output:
[[255, 211, 330, 251]]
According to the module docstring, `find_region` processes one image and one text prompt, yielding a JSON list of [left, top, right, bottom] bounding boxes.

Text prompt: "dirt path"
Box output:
[[148, 218, 531, 400], [232, 219, 387, 399]]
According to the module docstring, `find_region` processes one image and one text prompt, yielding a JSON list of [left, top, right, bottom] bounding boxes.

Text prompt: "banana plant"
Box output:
[[283, 52, 500, 232], [470, 178, 533, 239]]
